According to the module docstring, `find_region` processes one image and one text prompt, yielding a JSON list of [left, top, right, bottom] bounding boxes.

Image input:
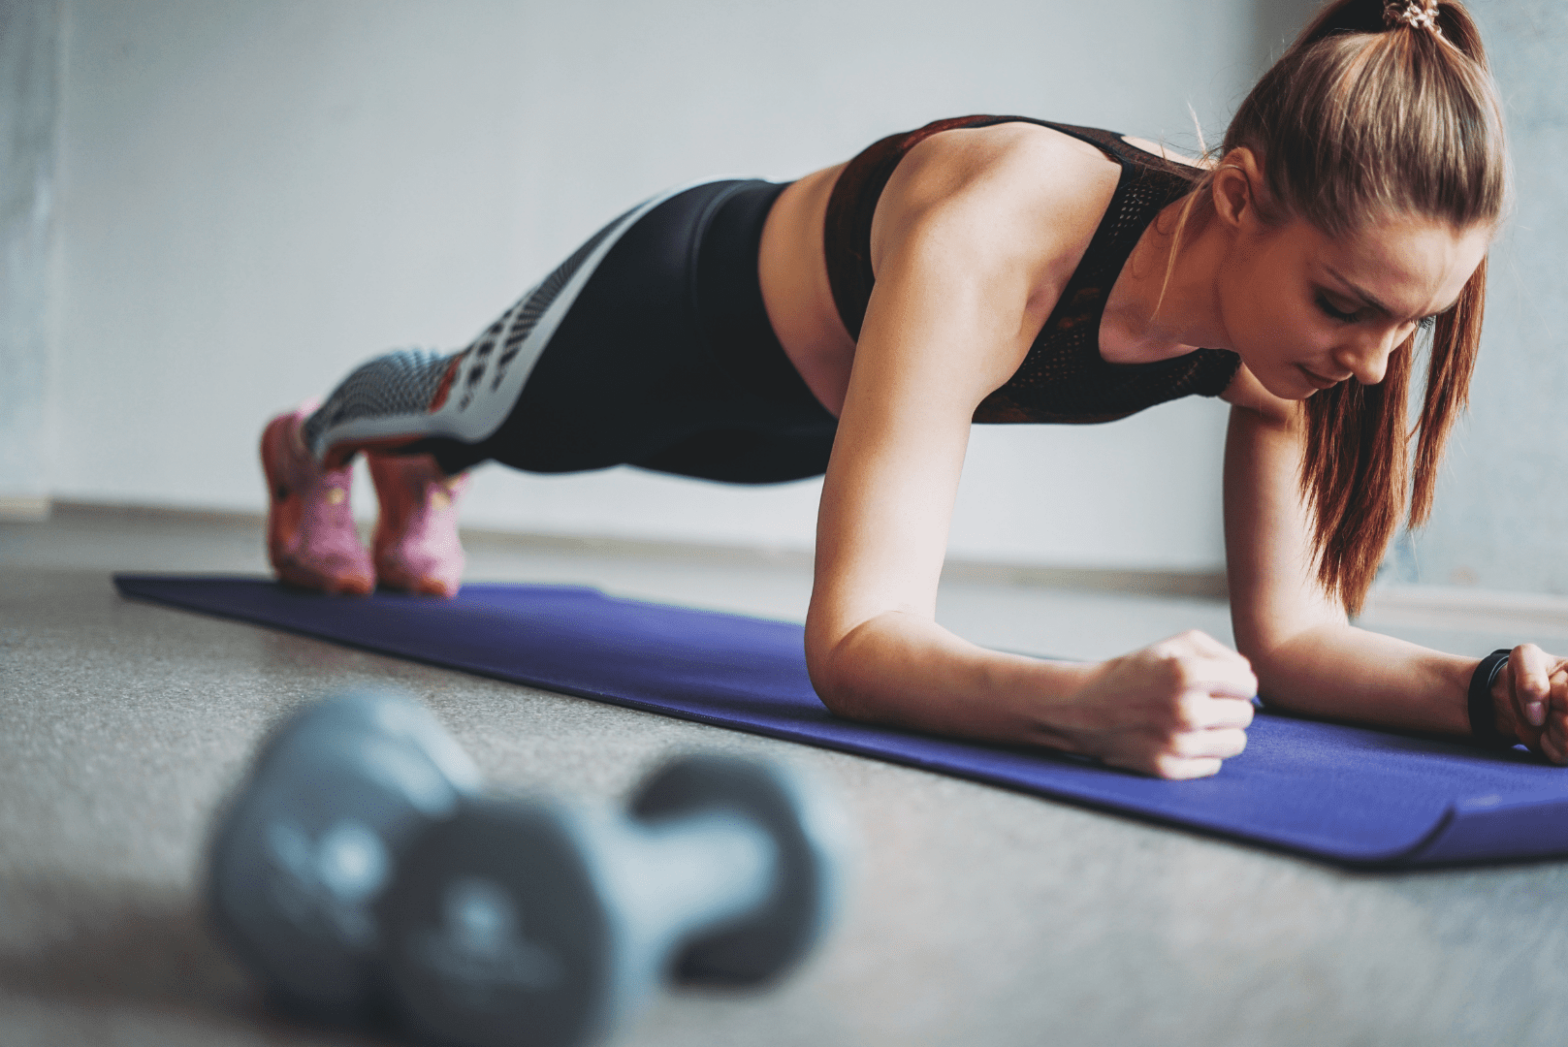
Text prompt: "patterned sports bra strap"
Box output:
[[823, 115, 1007, 341], [822, 116, 1202, 342]]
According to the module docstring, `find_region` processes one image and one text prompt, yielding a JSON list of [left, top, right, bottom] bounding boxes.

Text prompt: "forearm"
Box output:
[[809, 610, 1094, 748], [1246, 621, 1476, 735]]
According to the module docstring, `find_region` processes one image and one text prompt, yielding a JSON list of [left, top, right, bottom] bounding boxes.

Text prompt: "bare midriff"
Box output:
[[757, 163, 856, 418]]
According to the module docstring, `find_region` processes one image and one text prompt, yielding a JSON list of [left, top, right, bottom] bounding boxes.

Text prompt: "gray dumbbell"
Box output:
[[207, 690, 481, 1022], [377, 754, 844, 1047]]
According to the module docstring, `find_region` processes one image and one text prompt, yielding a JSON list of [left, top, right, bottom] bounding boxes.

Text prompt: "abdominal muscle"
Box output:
[[756, 162, 857, 418]]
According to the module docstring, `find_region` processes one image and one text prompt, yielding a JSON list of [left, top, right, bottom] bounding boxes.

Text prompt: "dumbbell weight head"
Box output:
[[208, 691, 480, 1022], [378, 798, 624, 1047], [377, 754, 844, 1047], [628, 754, 842, 985], [244, 689, 482, 794]]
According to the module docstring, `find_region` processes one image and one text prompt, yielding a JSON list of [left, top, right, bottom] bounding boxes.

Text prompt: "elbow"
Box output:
[[805, 634, 860, 720], [1233, 623, 1296, 696], [1232, 614, 1351, 704], [1234, 639, 1281, 703], [1231, 631, 1274, 678], [812, 681, 865, 721], [804, 613, 877, 721]]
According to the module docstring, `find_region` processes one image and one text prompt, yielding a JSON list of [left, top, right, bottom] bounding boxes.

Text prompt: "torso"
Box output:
[[757, 117, 1242, 420], [758, 163, 856, 415]]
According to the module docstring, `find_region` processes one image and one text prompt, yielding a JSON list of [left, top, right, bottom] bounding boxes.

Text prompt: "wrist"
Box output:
[[1005, 657, 1101, 750], [1470, 648, 1515, 747], [1026, 656, 1103, 708]]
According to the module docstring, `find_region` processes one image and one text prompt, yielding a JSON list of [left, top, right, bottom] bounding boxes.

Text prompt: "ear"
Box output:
[[1210, 147, 1264, 232]]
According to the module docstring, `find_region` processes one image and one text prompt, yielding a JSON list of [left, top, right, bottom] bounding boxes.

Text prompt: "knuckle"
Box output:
[[1152, 694, 1190, 732], [1176, 693, 1208, 730], [1160, 654, 1196, 691]]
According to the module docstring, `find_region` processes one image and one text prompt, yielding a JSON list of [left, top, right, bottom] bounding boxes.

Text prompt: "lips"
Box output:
[[1299, 366, 1348, 390]]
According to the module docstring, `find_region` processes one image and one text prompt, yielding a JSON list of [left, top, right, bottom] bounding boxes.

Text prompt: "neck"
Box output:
[[1102, 196, 1236, 360]]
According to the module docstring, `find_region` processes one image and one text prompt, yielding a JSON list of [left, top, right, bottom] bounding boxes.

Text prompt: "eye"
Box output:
[[1315, 294, 1361, 323]]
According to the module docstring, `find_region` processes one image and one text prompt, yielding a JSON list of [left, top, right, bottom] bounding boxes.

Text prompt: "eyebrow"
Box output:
[[1324, 267, 1461, 321]]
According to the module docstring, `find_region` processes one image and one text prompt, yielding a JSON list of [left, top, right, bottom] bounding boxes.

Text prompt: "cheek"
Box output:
[[1219, 259, 1297, 350], [1216, 261, 1338, 378]]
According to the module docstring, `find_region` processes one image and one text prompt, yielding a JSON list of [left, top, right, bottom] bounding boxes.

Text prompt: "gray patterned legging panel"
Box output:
[[302, 179, 838, 484], [300, 348, 452, 452]]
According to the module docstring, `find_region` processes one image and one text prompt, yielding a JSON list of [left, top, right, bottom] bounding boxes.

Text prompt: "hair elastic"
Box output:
[[1384, 0, 1442, 34], [1468, 648, 1515, 748]]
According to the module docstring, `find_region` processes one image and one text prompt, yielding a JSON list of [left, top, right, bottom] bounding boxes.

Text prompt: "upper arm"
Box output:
[[805, 128, 1114, 678], [1222, 383, 1347, 669]]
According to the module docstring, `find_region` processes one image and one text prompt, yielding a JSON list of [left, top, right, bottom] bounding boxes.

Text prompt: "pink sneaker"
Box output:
[[368, 453, 468, 598], [260, 403, 375, 595]]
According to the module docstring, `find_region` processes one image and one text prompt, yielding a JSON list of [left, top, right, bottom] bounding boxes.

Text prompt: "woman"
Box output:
[[262, 0, 1568, 778]]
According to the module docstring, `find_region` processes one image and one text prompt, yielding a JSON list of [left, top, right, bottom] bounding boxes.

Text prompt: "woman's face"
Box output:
[[1217, 209, 1491, 400]]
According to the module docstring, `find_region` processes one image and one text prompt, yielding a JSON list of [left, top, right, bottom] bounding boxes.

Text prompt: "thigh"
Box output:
[[480, 179, 839, 482], [480, 181, 747, 474]]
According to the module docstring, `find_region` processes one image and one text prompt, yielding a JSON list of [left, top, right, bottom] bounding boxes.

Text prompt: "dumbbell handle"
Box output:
[[589, 810, 779, 970]]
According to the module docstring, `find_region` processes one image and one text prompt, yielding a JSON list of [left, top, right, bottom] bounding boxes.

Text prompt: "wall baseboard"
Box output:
[[460, 524, 1232, 599], [47, 498, 254, 526], [1359, 585, 1568, 636], [937, 561, 1228, 600], [0, 495, 50, 521]]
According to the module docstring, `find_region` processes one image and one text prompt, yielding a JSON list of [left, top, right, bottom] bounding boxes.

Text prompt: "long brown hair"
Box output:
[[1205, 0, 1508, 613]]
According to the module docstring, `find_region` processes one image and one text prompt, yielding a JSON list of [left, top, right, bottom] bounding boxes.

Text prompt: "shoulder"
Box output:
[[869, 123, 1123, 304], [881, 122, 1119, 227]]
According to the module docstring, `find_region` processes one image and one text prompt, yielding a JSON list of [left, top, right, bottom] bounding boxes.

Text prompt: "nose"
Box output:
[[1333, 326, 1405, 386]]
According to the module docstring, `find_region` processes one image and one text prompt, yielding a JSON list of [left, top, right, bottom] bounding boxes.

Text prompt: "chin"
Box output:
[[1254, 370, 1318, 402], [1289, 365, 1341, 399]]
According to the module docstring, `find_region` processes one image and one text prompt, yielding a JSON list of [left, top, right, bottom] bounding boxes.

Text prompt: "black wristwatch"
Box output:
[[1467, 648, 1514, 749]]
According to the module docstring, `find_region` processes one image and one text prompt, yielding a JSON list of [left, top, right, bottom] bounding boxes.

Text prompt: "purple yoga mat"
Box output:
[[115, 574, 1568, 867]]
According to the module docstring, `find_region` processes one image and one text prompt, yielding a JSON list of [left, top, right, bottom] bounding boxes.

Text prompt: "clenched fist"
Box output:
[[1047, 630, 1258, 780]]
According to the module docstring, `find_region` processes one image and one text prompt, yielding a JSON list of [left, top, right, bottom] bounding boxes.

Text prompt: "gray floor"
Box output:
[[6, 507, 1568, 1047]]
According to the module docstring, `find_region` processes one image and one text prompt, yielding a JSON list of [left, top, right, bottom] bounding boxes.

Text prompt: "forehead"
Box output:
[[1290, 213, 1491, 316]]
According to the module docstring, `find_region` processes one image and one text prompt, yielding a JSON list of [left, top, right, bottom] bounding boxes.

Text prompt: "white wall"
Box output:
[[0, 0, 60, 515], [48, 0, 1258, 569]]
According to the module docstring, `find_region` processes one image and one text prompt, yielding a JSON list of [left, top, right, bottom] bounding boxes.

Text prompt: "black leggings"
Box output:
[[304, 180, 839, 484]]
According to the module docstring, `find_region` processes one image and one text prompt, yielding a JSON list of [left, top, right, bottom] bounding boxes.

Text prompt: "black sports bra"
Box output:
[[822, 115, 1241, 424]]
